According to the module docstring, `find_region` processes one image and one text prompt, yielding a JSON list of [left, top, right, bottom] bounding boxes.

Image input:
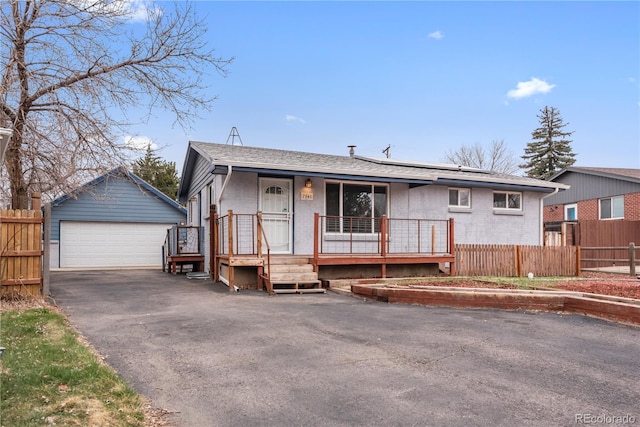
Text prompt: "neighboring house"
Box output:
[[543, 167, 640, 223], [178, 142, 567, 288], [50, 167, 186, 269], [543, 167, 640, 264]]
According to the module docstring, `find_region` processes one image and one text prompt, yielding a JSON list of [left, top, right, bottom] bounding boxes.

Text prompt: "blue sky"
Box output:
[[126, 1, 640, 173]]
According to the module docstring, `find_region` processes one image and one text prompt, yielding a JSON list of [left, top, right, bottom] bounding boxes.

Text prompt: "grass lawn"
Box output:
[[0, 305, 148, 426]]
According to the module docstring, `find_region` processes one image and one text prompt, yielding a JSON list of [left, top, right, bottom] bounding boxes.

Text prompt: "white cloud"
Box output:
[[285, 114, 307, 124], [124, 135, 157, 150], [507, 77, 556, 99], [75, 0, 159, 22], [428, 30, 444, 40]]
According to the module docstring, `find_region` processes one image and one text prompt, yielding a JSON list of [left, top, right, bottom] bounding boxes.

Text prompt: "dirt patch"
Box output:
[[402, 272, 640, 300], [547, 272, 640, 300]]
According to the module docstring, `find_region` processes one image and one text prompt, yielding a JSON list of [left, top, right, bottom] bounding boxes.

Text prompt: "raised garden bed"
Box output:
[[345, 272, 640, 326]]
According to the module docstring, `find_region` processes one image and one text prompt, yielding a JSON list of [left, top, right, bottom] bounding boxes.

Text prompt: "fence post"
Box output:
[[515, 245, 523, 277], [32, 192, 41, 211], [630, 242, 636, 277], [575, 246, 581, 277], [448, 218, 455, 276], [42, 203, 51, 296]]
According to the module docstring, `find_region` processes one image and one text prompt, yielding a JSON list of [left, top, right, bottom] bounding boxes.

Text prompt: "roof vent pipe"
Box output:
[[348, 145, 356, 158]]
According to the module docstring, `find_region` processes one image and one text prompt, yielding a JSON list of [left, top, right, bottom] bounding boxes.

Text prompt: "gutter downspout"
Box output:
[[216, 165, 233, 208], [540, 187, 560, 245]]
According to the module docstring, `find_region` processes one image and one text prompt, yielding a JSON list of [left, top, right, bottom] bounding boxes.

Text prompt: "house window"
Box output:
[[565, 204, 577, 221], [599, 196, 624, 219], [325, 182, 388, 233], [493, 191, 521, 210], [188, 195, 199, 225], [449, 188, 470, 208]]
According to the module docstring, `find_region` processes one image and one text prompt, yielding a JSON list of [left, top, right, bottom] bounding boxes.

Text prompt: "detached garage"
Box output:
[[50, 167, 186, 269]]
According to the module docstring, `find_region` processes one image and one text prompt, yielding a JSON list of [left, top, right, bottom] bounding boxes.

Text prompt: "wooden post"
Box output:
[[380, 215, 387, 257], [257, 211, 263, 258], [629, 242, 636, 277], [380, 213, 387, 278], [31, 192, 41, 211], [515, 245, 523, 277], [227, 210, 234, 292], [313, 213, 319, 260], [448, 218, 455, 276], [576, 245, 581, 277], [431, 225, 435, 255], [210, 204, 217, 280], [42, 203, 51, 296], [227, 210, 234, 257]]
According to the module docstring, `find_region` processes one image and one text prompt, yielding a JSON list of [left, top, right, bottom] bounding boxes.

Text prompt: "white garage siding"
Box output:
[[60, 221, 172, 268]]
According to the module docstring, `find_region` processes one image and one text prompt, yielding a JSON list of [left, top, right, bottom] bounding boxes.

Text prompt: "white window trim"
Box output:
[[599, 195, 624, 220], [448, 187, 471, 209], [564, 203, 577, 221], [188, 195, 199, 226], [492, 191, 522, 211]]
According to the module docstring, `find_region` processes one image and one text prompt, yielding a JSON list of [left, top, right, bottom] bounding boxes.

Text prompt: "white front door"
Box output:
[[259, 178, 292, 254]]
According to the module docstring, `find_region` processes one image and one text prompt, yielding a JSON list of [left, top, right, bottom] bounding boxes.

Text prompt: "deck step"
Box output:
[[268, 264, 314, 274], [261, 256, 325, 295], [272, 288, 326, 294], [269, 272, 319, 282]]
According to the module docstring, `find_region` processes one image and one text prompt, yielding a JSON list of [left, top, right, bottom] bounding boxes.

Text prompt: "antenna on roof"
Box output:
[[382, 144, 391, 158], [226, 126, 243, 146]]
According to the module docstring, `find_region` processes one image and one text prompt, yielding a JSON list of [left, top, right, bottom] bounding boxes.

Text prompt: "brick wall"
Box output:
[[625, 192, 640, 220], [543, 204, 564, 222], [544, 192, 640, 222], [578, 199, 599, 220]]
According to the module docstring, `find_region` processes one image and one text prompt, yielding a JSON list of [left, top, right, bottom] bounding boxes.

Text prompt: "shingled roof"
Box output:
[[179, 141, 567, 200], [548, 167, 640, 184]]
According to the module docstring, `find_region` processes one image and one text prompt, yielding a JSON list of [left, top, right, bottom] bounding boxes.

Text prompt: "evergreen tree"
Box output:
[[132, 145, 180, 200], [520, 106, 576, 180]]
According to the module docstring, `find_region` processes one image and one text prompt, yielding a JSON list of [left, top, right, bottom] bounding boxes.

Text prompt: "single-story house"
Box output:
[[50, 167, 186, 269], [178, 142, 568, 292]]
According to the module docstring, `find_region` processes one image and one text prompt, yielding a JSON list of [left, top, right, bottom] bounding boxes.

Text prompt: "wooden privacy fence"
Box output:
[[455, 244, 579, 277], [1, 207, 44, 296]]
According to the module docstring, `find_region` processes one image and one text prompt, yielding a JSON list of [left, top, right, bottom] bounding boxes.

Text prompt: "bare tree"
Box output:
[[444, 139, 520, 174], [1, 0, 232, 209]]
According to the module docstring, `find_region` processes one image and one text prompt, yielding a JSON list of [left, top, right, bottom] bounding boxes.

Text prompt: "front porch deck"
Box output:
[[213, 211, 455, 293]]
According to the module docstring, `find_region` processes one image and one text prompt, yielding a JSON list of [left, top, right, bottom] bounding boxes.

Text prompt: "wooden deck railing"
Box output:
[[313, 214, 454, 257], [164, 225, 203, 256], [212, 211, 272, 288]]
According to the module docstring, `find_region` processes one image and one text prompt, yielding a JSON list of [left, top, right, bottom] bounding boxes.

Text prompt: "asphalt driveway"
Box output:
[[51, 270, 639, 427]]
